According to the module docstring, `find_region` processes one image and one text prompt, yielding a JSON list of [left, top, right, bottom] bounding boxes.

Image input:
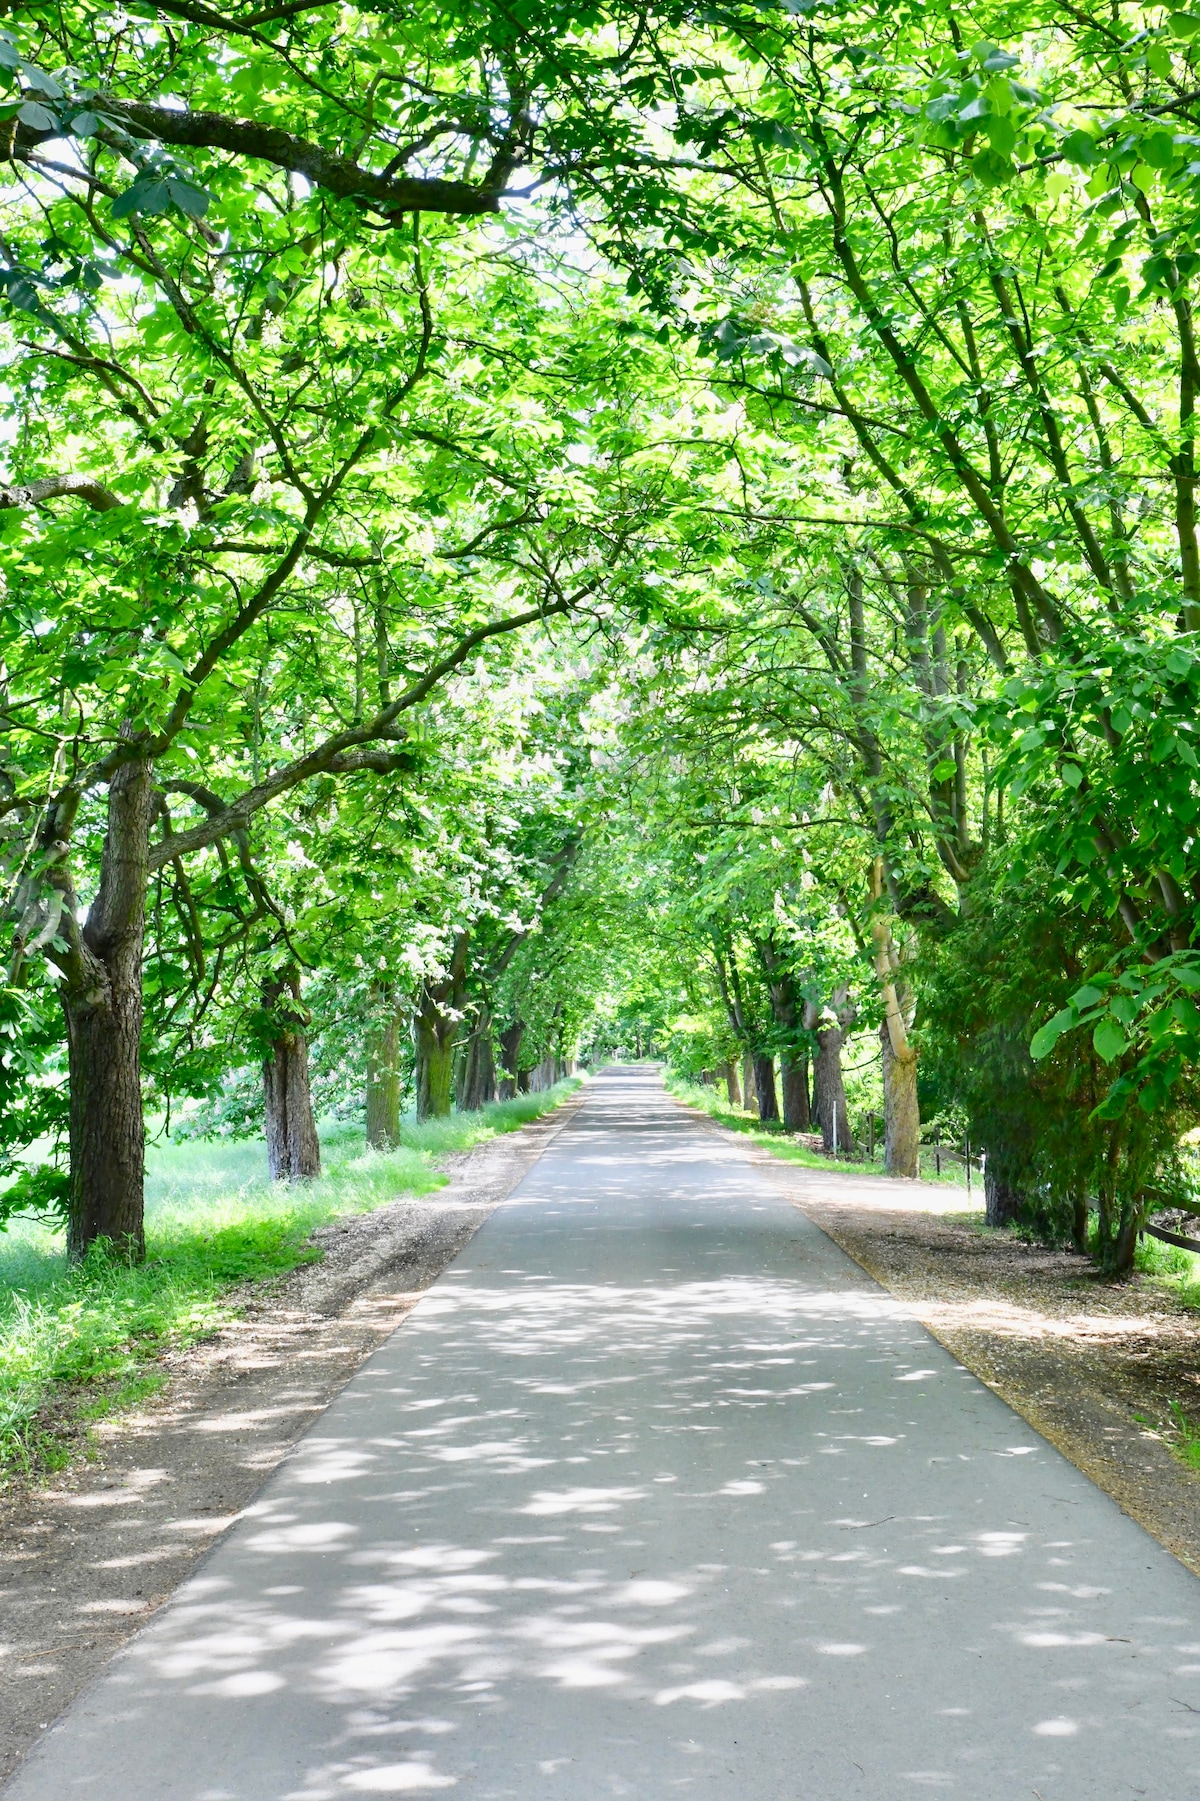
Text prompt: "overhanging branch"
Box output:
[[147, 597, 570, 869], [38, 98, 510, 219], [0, 474, 120, 511]]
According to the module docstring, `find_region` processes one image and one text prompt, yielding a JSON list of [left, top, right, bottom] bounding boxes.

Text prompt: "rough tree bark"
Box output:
[[869, 860, 920, 1178], [753, 1054, 779, 1123], [806, 988, 857, 1156], [984, 1165, 1025, 1228], [365, 994, 403, 1149], [415, 933, 468, 1119], [741, 1053, 755, 1113], [262, 966, 321, 1181], [755, 937, 811, 1134], [497, 1020, 525, 1101], [458, 1006, 497, 1111], [62, 756, 156, 1262], [880, 1023, 919, 1179], [779, 1054, 811, 1133], [723, 1059, 742, 1107]]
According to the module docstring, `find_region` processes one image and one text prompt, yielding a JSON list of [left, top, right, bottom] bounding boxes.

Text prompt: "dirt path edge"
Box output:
[[0, 1085, 588, 1790], [758, 1164, 1200, 1579], [670, 1094, 1200, 1582]]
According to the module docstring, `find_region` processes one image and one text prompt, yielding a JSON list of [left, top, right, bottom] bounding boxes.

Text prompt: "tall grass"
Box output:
[[0, 1079, 581, 1479]]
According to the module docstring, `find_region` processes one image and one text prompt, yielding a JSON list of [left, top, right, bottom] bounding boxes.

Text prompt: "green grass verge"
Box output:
[[1135, 1398, 1200, 1475], [664, 1072, 974, 1185], [1132, 1227, 1200, 1311], [0, 1079, 581, 1480]]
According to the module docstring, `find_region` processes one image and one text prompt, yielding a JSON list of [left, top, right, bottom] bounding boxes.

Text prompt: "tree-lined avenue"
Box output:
[[7, 1069, 1198, 1801]]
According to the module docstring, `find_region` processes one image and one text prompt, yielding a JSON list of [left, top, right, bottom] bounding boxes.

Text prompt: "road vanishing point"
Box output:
[[6, 1067, 1200, 1800]]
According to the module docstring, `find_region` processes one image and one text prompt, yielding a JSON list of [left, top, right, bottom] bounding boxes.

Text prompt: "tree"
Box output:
[[0, 69, 665, 1249]]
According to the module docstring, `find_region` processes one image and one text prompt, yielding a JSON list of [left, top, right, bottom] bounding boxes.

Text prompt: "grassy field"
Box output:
[[0, 1081, 580, 1480]]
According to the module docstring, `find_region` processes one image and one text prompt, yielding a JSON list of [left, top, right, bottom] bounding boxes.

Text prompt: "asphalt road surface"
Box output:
[[7, 1068, 1200, 1799]]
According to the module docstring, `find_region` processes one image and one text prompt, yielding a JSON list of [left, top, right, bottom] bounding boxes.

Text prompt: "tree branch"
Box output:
[[147, 597, 571, 868], [0, 474, 120, 511], [74, 97, 510, 219]]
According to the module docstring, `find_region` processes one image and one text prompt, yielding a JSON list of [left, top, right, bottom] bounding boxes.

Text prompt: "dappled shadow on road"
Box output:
[[21, 1072, 1200, 1800]]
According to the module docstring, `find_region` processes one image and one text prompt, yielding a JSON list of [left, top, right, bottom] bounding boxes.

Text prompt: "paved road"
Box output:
[[8, 1069, 1200, 1800]]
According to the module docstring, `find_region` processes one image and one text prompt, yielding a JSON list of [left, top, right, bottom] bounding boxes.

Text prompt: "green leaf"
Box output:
[[17, 100, 56, 131], [1169, 11, 1200, 39], [972, 147, 1013, 187], [1060, 760, 1083, 787], [985, 114, 1016, 157], [112, 178, 171, 219], [1093, 1018, 1129, 1062], [1172, 995, 1200, 1032], [19, 64, 63, 99], [1031, 1008, 1074, 1059], [1093, 1084, 1131, 1121], [1, 270, 43, 313], [1060, 129, 1098, 167], [166, 177, 211, 218], [1131, 164, 1157, 194], [1140, 130, 1177, 171], [1071, 984, 1106, 1008]]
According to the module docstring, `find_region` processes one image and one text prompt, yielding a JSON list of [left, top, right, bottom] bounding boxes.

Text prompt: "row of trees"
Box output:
[[4, 0, 1200, 1275]]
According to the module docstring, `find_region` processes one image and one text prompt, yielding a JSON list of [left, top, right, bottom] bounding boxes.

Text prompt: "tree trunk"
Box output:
[[780, 1054, 810, 1132], [1112, 1205, 1141, 1277], [414, 933, 468, 1120], [880, 1020, 919, 1178], [755, 936, 809, 1134], [753, 1054, 779, 1123], [365, 997, 403, 1149], [742, 1052, 754, 1111], [984, 1165, 1024, 1227], [498, 1020, 524, 1101], [808, 986, 856, 1156], [869, 859, 920, 1179], [262, 967, 321, 1181], [723, 1059, 742, 1107], [63, 756, 155, 1262], [1071, 1194, 1090, 1254], [459, 1010, 497, 1111], [416, 1025, 455, 1118]]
